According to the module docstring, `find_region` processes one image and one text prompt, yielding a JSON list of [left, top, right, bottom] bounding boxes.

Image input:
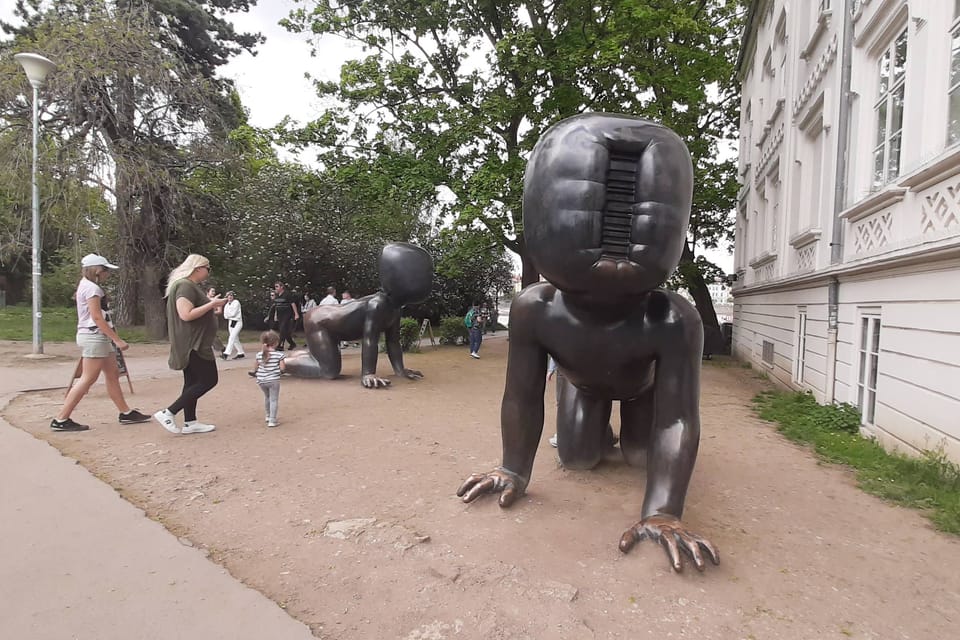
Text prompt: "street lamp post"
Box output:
[[14, 53, 56, 356]]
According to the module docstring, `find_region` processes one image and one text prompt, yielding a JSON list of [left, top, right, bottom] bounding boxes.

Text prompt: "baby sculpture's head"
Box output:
[[523, 113, 693, 301], [379, 242, 434, 305]]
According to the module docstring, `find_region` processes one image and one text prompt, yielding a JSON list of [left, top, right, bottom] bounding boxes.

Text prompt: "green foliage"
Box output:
[[753, 391, 960, 535], [409, 227, 514, 322], [399, 317, 420, 352], [438, 316, 469, 346], [1, 0, 261, 327], [284, 0, 743, 289]]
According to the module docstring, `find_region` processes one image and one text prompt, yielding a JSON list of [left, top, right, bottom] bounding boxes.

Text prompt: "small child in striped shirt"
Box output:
[[250, 330, 286, 427]]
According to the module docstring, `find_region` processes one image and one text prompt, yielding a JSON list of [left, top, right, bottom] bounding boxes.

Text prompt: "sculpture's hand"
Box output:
[[361, 374, 391, 389], [619, 514, 719, 572], [402, 368, 423, 380], [456, 467, 527, 508]]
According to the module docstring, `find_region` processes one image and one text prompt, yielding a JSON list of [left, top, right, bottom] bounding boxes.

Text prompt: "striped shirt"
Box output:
[[255, 350, 285, 383]]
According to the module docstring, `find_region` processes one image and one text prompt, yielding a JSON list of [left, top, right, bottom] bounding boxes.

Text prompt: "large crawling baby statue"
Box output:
[[457, 113, 719, 572], [284, 242, 432, 388]]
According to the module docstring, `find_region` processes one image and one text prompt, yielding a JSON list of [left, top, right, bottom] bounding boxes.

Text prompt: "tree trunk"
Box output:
[[141, 261, 167, 339], [139, 189, 169, 339], [113, 165, 140, 327], [680, 242, 723, 356]]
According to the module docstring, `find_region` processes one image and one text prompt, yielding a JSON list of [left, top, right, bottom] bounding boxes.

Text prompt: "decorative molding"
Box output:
[[854, 0, 908, 55], [749, 251, 778, 269], [839, 186, 908, 222], [852, 211, 893, 254], [794, 33, 838, 116], [796, 243, 817, 272], [789, 228, 822, 248], [919, 181, 960, 236], [765, 97, 785, 129], [800, 10, 832, 61], [853, 0, 872, 23], [898, 144, 960, 191], [754, 124, 784, 187], [733, 236, 960, 298]]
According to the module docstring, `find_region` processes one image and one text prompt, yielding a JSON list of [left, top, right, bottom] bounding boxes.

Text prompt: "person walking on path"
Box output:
[[50, 254, 151, 432], [249, 330, 286, 427], [465, 302, 483, 359], [153, 254, 226, 435], [222, 291, 245, 360], [273, 281, 300, 350]]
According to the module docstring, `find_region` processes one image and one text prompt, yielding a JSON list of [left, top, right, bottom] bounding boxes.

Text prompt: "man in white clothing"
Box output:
[[222, 291, 245, 359], [319, 286, 339, 306]]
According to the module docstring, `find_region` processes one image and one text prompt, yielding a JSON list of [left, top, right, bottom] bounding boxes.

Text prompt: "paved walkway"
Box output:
[[0, 346, 315, 640]]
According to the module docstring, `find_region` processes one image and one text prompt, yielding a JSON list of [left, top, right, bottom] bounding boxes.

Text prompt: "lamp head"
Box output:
[[14, 53, 56, 88]]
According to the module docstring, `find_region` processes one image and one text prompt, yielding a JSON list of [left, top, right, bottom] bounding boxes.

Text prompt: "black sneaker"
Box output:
[[119, 409, 151, 425], [233, 354, 245, 359], [50, 418, 90, 432], [220, 352, 228, 360]]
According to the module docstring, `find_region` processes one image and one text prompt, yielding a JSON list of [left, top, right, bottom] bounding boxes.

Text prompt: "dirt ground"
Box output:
[[4, 337, 960, 639]]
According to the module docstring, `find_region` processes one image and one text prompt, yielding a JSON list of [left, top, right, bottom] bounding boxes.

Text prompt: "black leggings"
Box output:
[[168, 350, 219, 422]]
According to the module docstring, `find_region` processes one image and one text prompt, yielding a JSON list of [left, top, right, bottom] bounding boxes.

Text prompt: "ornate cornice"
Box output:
[[793, 33, 838, 117]]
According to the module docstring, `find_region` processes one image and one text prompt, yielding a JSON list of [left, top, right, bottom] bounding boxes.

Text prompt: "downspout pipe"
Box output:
[[826, 0, 855, 404]]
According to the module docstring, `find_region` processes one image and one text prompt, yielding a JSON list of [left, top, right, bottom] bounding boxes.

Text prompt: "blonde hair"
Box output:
[[164, 254, 209, 298]]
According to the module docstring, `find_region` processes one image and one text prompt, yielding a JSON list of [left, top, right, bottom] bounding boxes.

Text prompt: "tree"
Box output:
[[188, 132, 437, 319], [412, 227, 514, 324], [0, 0, 262, 336], [284, 0, 742, 334]]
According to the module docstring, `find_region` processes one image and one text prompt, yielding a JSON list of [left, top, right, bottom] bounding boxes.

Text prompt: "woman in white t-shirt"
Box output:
[[50, 254, 151, 432]]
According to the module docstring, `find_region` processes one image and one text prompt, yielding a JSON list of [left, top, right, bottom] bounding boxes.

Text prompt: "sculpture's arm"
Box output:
[[619, 302, 718, 571], [360, 304, 382, 379], [642, 312, 703, 520], [384, 318, 422, 380], [499, 334, 549, 484], [458, 296, 547, 507]]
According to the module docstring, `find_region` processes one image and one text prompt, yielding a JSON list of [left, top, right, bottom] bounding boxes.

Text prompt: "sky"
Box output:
[[2, 0, 734, 274]]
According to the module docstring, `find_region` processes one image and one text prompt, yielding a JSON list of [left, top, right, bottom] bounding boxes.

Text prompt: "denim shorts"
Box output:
[[76, 331, 114, 358]]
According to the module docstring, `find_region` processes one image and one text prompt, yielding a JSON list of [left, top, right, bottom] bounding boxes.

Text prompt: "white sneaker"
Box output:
[[182, 421, 216, 434], [470, 352, 480, 359], [267, 420, 277, 428], [153, 409, 179, 434], [548, 434, 558, 448]]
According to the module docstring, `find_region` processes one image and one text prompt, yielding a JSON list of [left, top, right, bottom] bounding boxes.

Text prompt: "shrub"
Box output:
[[438, 316, 468, 345], [399, 317, 420, 352]]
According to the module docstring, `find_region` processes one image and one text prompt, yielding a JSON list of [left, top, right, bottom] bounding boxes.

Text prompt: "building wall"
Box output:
[[836, 261, 960, 461], [734, 0, 960, 462]]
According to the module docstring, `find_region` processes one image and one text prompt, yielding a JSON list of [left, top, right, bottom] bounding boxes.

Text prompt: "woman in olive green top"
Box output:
[[153, 254, 227, 435]]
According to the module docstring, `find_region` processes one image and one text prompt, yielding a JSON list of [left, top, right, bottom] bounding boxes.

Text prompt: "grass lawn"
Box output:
[[0, 305, 262, 344]]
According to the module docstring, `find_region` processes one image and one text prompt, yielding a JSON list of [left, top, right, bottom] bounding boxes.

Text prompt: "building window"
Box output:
[[762, 340, 775, 366], [872, 29, 907, 190], [949, 13, 960, 144], [857, 314, 882, 425], [794, 309, 808, 384]]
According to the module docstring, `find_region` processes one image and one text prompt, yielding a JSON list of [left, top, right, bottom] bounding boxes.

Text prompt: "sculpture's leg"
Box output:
[[555, 375, 613, 470], [619, 387, 655, 467], [285, 328, 341, 379]]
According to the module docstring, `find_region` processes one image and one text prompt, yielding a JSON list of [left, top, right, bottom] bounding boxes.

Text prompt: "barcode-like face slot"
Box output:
[[601, 151, 641, 260]]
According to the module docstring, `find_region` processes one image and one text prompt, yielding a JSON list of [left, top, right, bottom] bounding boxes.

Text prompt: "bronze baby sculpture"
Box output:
[[284, 242, 431, 388], [458, 113, 719, 572]]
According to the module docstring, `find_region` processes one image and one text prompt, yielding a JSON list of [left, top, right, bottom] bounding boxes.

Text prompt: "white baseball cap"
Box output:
[[81, 253, 119, 269]]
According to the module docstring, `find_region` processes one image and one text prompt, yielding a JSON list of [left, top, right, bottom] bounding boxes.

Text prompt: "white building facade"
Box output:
[[735, 0, 960, 462]]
